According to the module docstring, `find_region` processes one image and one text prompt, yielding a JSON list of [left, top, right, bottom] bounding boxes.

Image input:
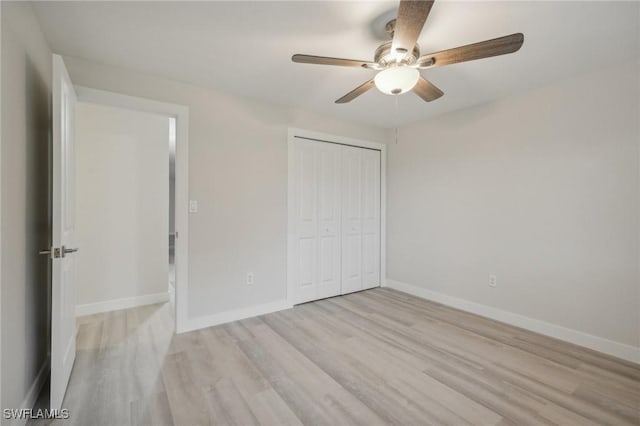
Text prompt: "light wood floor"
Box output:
[[32, 288, 640, 425]]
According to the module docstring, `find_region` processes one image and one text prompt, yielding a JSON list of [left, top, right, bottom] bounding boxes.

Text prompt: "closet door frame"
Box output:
[[287, 128, 387, 306]]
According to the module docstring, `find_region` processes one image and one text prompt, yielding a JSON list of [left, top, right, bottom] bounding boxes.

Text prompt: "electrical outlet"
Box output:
[[246, 272, 254, 286], [488, 274, 497, 288]]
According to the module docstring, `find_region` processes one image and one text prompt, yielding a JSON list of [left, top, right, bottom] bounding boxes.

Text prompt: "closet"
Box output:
[[290, 136, 381, 304]]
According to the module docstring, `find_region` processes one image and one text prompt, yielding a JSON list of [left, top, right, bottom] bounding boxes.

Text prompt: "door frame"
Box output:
[[0, 2, 3, 407], [286, 128, 387, 307], [74, 86, 190, 333]]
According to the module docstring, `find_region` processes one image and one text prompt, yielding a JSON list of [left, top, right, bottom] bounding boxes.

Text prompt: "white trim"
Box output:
[[289, 127, 387, 151], [0, 1, 3, 409], [286, 128, 387, 306], [287, 132, 296, 307], [10, 358, 50, 426], [386, 279, 640, 364], [75, 292, 170, 317], [180, 300, 292, 334], [74, 86, 190, 333]]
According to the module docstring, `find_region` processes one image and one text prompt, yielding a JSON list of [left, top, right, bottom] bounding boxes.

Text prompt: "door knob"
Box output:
[[41, 246, 79, 258], [39, 247, 62, 258]]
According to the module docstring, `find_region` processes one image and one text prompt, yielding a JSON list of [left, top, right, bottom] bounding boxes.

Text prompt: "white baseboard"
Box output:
[[10, 357, 50, 426], [386, 279, 640, 364], [76, 292, 170, 317], [178, 299, 292, 334]]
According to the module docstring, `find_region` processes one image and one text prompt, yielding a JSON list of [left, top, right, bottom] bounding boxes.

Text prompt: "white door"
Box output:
[[291, 139, 341, 304], [361, 149, 381, 289], [341, 146, 381, 294], [341, 146, 364, 294], [50, 54, 78, 410], [292, 139, 317, 303], [316, 142, 341, 299]]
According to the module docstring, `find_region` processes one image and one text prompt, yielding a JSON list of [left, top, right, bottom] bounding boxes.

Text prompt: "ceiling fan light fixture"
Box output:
[[374, 66, 419, 95]]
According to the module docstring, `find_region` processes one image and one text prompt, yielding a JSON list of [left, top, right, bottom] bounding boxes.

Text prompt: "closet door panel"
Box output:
[[316, 143, 341, 299], [341, 146, 363, 294], [362, 149, 381, 289], [293, 140, 318, 303]]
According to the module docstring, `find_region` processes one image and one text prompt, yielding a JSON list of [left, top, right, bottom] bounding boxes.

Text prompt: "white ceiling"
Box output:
[[33, 1, 640, 128]]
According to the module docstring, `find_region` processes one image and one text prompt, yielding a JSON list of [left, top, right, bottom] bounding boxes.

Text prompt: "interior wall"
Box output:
[[75, 102, 169, 307], [62, 55, 391, 320], [1, 1, 51, 412], [388, 60, 640, 348]]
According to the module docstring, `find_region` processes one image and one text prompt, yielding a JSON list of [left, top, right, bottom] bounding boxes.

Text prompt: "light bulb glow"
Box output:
[[374, 67, 419, 95]]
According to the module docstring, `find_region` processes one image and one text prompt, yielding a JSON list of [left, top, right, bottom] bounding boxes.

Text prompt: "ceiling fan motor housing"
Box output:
[[374, 40, 421, 67]]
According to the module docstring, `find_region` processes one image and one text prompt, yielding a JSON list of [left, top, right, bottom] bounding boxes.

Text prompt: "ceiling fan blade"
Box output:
[[391, 0, 434, 57], [292, 54, 376, 68], [335, 79, 376, 104], [417, 33, 524, 68], [412, 77, 444, 102]]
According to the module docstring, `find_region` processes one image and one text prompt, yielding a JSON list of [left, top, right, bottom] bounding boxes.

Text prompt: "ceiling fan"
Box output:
[[292, 0, 524, 104]]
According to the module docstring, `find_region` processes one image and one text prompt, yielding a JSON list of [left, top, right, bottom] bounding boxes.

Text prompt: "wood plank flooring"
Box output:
[[31, 288, 640, 425]]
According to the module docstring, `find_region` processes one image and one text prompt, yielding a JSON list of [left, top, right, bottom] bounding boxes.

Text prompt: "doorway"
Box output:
[[48, 57, 189, 410], [73, 86, 189, 333], [74, 103, 175, 316]]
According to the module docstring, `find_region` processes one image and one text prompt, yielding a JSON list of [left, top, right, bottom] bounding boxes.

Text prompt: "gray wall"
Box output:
[[387, 60, 640, 348], [1, 1, 52, 412], [62, 55, 391, 321]]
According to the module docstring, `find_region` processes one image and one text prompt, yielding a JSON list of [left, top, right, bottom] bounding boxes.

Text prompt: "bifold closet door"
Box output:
[[341, 146, 381, 294], [291, 139, 341, 304]]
